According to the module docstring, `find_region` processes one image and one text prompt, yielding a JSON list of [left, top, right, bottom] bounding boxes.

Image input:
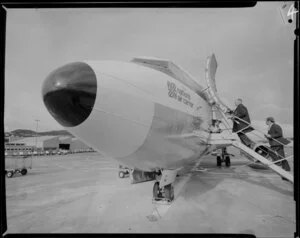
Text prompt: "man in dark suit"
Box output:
[[229, 99, 254, 147], [265, 117, 291, 178]]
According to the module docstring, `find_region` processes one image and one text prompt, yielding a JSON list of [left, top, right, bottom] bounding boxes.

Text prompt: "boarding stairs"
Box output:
[[209, 130, 294, 183], [194, 114, 294, 183], [199, 53, 294, 183], [202, 129, 294, 183], [232, 141, 293, 182]]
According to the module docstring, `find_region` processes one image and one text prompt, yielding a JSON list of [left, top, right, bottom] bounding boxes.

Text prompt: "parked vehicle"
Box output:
[[5, 155, 32, 178]]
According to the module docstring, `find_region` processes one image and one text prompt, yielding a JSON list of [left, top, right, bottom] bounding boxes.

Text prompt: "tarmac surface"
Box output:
[[5, 148, 295, 236]]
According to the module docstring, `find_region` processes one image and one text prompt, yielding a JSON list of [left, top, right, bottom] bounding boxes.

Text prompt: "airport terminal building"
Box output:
[[70, 138, 92, 153], [6, 136, 59, 151], [5, 135, 93, 155]]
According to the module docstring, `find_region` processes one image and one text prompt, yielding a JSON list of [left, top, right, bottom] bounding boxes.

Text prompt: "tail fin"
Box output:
[[205, 53, 218, 93], [204, 53, 230, 113]]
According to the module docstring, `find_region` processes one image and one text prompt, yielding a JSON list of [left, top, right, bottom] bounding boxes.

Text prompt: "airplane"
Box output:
[[42, 54, 293, 203]]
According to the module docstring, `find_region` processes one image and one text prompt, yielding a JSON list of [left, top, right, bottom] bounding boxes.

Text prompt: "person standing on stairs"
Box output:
[[265, 117, 291, 180], [228, 98, 254, 148]]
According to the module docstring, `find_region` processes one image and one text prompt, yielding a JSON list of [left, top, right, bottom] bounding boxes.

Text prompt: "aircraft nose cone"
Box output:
[[42, 62, 97, 127]]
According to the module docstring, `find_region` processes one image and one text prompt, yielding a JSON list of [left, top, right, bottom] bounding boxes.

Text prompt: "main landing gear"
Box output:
[[152, 169, 177, 204], [216, 147, 231, 167]]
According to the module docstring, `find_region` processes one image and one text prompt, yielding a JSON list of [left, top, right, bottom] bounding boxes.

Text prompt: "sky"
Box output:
[[4, 2, 295, 132]]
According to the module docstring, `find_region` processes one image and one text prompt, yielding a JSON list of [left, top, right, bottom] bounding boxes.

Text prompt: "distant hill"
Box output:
[[9, 129, 73, 137], [38, 130, 73, 137]]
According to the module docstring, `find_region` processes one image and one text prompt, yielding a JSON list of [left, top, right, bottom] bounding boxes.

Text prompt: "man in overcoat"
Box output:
[[230, 99, 254, 147], [265, 117, 291, 178]]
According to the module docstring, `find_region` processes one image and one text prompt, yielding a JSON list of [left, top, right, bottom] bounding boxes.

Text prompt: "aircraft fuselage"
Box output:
[[43, 60, 212, 171]]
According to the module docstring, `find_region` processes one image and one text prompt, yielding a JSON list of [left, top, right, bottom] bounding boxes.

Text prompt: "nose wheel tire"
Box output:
[[153, 181, 159, 199], [153, 182, 174, 202], [164, 184, 174, 201]]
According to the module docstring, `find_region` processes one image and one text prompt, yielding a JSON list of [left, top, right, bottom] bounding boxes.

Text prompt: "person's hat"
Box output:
[[266, 117, 275, 123]]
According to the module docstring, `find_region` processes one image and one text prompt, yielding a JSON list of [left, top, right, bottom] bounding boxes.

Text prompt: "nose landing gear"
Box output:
[[152, 169, 177, 205]]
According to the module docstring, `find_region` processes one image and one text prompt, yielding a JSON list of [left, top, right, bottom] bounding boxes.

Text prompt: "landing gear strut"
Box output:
[[152, 169, 176, 204], [216, 147, 231, 167], [118, 164, 130, 178], [153, 182, 174, 202]]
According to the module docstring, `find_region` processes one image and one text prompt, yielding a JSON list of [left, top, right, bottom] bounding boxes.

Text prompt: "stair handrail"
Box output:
[[229, 115, 291, 148], [212, 102, 292, 148], [212, 103, 293, 162]]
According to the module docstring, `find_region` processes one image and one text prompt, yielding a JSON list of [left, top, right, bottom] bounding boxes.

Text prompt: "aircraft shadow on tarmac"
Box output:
[[178, 171, 226, 200], [238, 174, 293, 197], [177, 162, 293, 201]]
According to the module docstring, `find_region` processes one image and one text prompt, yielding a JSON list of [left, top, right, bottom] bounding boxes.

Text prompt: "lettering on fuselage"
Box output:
[[167, 81, 194, 108]]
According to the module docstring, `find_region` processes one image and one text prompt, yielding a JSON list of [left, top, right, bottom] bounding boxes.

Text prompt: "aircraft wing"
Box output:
[[131, 57, 209, 101]]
